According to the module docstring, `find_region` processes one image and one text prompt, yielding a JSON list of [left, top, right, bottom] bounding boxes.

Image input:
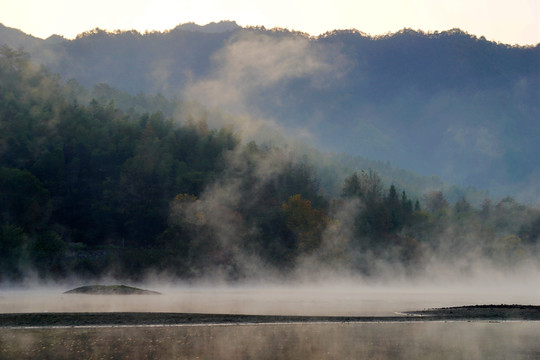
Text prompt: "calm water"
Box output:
[[2, 283, 540, 359], [2, 282, 540, 315], [2, 322, 540, 359]]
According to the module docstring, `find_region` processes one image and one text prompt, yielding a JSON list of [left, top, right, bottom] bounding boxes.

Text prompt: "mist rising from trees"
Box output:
[[0, 23, 538, 202], [1, 47, 539, 283]]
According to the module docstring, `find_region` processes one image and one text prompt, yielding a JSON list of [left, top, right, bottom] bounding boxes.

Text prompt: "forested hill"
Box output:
[[0, 22, 538, 202], [1, 46, 539, 282]]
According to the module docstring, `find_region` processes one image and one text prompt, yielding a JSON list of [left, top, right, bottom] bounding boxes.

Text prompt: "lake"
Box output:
[[1, 282, 540, 359], [2, 322, 540, 359]]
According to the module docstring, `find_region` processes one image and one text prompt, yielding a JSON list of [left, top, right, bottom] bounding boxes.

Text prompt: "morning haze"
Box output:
[[0, 20, 539, 284], [0, 17, 539, 359]]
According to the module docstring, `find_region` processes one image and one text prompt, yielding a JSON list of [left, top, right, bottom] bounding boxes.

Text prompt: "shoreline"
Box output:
[[0, 313, 412, 327], [2, 305, 540, 327]]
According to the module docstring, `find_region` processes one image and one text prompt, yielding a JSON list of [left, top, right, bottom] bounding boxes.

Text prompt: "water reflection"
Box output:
[[2, 322, 540, 359]]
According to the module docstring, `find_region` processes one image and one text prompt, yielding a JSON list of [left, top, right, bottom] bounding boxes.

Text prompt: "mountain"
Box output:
[[1, 23, 538, 203], [174, 20, 241, 33], [0, 23, 43, 49]]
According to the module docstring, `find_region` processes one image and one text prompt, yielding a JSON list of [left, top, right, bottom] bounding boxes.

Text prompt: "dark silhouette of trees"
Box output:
[[1, 47, 539, 281]]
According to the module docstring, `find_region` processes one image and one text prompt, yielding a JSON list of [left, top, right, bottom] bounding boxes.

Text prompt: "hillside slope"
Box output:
[[1, 23, 538, 202]]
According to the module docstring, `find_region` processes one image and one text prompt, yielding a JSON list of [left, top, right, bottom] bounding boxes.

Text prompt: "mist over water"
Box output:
[[2, 271, 540, 316], [3, 277, 540, 359], [1, 31, 539, 360]]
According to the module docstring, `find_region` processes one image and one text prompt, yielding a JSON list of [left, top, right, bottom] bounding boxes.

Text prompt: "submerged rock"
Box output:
[[64, 285, 161, 295]]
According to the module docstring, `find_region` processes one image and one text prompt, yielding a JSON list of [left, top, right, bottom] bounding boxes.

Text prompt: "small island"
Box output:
[[63, 285, 161, 295], [405, 305, 540, 320]]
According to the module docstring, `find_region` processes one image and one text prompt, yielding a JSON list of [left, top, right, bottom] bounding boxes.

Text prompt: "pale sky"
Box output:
[[1, 0, 538, 45]]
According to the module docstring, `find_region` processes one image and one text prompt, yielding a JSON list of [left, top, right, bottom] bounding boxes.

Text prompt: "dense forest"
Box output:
[[1, 46, 539, 282]]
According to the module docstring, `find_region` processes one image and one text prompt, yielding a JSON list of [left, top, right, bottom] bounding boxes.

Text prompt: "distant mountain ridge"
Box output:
[[0, 23, 538, 203], [173, 20, 241, 33]]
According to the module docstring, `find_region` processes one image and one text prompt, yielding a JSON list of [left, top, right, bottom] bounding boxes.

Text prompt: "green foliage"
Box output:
[[1, 47, 538, 281], [341, 169, 383, 205], [0, 167, 50, 230], [341, 171, 416, 241], [0, 48, 242, 279], [0, 224, 28, 280], [2, 26, 538, 201], [30, 230, 67, 277]]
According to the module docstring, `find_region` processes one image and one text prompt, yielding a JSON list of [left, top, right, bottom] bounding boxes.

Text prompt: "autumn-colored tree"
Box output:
[[282, 194, 327, 254]]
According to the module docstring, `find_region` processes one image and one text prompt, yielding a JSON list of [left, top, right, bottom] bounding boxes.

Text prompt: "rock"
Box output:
[[64, 285, 160, 295]]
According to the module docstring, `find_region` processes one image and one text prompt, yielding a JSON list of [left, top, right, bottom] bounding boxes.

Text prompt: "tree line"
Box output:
[[1, 46, 539, 281]]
